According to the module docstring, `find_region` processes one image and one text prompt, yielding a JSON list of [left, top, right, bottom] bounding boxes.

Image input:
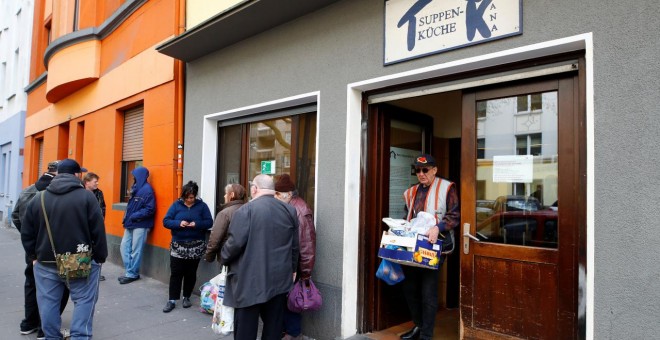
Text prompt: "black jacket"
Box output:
[[11, 173, 55, 231], [20, 174, 108, 265]]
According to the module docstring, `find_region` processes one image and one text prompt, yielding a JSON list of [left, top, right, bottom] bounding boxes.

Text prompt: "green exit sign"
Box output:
[[261, 160, 276, 175]]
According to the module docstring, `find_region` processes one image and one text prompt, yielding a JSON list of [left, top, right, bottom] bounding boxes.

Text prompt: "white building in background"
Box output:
[[0, 0, 34, 227]]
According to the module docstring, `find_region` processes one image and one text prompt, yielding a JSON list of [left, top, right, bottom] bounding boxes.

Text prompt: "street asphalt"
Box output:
[[0, 225, 233, 340]]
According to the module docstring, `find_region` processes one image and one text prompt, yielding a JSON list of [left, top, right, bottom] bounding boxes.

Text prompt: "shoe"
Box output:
[[117, 276, 125, 281], [61, 328, 71, 338], [119, 276, 140, 284], [400, 326, 421, 340], [163, 301, 175, 313], [36, 328, 45, 340], [19, 325, 38, 335], [99, 275, 106, 281], [182, 297, 192, 308]]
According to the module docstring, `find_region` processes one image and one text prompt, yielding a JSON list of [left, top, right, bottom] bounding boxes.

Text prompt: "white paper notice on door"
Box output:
[[493, 155, 533, 183]]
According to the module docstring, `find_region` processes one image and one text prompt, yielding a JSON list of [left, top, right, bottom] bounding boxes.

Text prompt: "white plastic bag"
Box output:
[[211, 266, 233, 335], [409, 211, 436, 235]]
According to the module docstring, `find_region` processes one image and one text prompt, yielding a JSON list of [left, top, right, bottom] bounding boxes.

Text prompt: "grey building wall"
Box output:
[[182, 0, 660, 338], [0, 111, 25, 227]]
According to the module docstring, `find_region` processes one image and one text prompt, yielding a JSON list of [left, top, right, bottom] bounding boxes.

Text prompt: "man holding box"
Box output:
[[400, 154, 460, 340]]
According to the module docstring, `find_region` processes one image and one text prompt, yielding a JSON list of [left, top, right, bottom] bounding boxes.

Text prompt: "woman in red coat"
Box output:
[[275, 174, 316, 340]]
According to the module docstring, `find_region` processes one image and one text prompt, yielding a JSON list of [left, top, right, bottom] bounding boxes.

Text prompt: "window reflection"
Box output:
[[475, 92, 558, 248]]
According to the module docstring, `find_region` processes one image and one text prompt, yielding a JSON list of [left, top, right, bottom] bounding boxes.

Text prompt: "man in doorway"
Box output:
[[119, 166, 156, 284], [20, 158, 107, 339], [221, 174, 299, 340], [400, 154, 460, 340]]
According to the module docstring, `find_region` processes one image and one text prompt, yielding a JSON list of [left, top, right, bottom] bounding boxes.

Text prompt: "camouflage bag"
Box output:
[[55, 251, 92, 280], [41, 193, 92, 280]]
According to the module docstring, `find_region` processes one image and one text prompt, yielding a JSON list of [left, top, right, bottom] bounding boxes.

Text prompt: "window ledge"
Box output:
[[112, 202, 128, 211]]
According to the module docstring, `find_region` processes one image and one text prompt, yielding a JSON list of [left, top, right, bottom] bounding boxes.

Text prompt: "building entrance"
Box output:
[[360, 71, 583, 339]]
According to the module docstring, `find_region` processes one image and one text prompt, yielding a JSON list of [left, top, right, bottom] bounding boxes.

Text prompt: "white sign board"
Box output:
[[389, 147, 420, 218], [493, 155, 533, 183], [385, 0, 522, 64]]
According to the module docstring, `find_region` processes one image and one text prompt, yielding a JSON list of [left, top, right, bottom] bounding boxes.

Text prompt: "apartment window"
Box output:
[[477, 138, 485, 159], [36, 138, 44, 179], [217, 105, 317, 211], [516, 133, 542, 156], [477, 101, 487, 119], [121, 107, 144, 202], [517, 93, 542, 112]]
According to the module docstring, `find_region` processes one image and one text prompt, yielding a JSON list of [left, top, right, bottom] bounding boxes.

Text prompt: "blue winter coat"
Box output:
[[123, 167, 156, 229], [163, 198, 213, 242]]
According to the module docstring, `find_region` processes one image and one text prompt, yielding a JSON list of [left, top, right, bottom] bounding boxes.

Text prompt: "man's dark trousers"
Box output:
[[233, 293, 287, 340], [401, 264, 441, 339], [21, 260, 69, 330]]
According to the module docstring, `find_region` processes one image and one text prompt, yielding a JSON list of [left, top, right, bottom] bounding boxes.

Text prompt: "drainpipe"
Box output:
[[174, 0, 185, 198]]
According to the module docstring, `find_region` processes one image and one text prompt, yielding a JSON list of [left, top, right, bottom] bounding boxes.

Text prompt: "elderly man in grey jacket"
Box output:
[[221, 174, 299, 340]]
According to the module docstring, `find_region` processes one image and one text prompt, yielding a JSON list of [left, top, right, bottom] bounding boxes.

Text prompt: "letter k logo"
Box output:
[[397, 0, 432, 51], [465, 0, 493, 41]]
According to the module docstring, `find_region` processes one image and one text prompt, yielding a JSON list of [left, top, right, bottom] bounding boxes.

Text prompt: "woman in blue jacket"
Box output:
[[162, 181, 213, 312]]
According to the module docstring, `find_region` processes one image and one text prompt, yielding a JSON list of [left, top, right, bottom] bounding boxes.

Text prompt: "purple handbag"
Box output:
[[287, 278, 322, 313]]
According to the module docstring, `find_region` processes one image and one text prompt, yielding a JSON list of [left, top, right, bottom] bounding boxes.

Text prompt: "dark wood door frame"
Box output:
[[358, 104, 433, 332]]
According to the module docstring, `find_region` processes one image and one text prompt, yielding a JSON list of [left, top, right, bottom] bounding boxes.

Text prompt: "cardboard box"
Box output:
[[378, 231, 442, 270]]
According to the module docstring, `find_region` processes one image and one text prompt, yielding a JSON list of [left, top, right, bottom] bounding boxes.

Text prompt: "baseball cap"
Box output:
[[47, 160, 60, 172], [57, 159, 88, 174], [412, 154, 437, 167]]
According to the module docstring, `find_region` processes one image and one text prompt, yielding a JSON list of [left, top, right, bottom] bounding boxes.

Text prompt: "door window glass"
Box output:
[[475, 92, 558, 248]]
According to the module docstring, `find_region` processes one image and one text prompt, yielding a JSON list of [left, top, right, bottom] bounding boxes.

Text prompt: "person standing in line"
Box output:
[[12, 161, 70, 339], [119, 166, 156, 284], [274, 174, 317, 340], [162, 181, 213, 312], [221, 174, 299, 340], [205, 184, 246, 263], [399, 154, 460, 340], [20, 159, 107, 339], [83, 172, 107, 281]]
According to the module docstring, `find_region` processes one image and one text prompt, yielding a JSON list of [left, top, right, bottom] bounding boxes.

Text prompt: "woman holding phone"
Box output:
[[162, 181, 213, 313]]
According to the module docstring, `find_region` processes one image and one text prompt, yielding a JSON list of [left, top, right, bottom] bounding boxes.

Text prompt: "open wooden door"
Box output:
[[460, 75, 582, 339], [360, 104, 433, 332]]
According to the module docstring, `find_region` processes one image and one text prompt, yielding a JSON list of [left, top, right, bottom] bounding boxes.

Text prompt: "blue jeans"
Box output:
[[120, 228, 149, 278], [34, 261, 101, 340]]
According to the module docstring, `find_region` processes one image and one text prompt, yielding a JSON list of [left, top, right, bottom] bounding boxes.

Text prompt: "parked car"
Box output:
[[476, 199, 495, 223], [477, 195, 558, 248]]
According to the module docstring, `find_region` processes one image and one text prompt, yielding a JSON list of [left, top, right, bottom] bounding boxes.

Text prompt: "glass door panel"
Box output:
[[475, 91, 559, 248]]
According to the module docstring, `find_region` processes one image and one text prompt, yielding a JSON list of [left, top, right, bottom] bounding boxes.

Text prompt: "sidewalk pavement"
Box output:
[[0, 225, 232, 340]]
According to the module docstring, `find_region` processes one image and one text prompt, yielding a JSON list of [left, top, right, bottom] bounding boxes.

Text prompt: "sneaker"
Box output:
[[19, 326, 38, 335], [182, 297, 192, 308], [163, 301, 175, 313], [61, 328, 71, 339], [36, 328, 45, 340]]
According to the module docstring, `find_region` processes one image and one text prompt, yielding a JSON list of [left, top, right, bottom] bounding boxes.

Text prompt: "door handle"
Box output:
[[462, 223, 479, 254]]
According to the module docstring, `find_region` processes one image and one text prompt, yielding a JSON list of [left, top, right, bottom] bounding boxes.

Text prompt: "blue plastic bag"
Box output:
[[376, 259, 405, 285]]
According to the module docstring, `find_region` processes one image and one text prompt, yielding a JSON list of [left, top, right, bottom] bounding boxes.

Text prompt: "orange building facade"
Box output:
[[25, 0, 185, 279]]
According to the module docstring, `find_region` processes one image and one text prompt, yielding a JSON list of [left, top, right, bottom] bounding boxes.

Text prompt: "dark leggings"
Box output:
[[168, 256, 201, 300]]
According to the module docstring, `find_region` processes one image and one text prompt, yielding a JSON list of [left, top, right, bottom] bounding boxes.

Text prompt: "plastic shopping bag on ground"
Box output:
[[199, 270, 226, 314], [199, 281, 218, 314], [211, 266, 233, 335]]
